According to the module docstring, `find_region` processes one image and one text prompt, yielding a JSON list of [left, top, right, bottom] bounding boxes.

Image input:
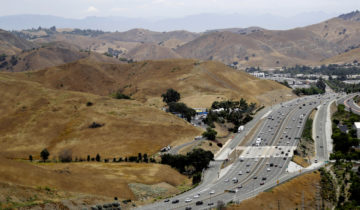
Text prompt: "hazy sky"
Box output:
[[1, 0, 359, 19]]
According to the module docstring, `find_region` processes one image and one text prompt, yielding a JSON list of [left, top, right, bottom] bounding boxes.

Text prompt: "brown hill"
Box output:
[[175, 31, 322, 68], [0, 157, 189, 202], [0, 29, 37, 55], [16, 59, 295, 108], [125, 43, 182, 61], [0, 72, 201, 159], [0, 42, 121, 72], [98, 28, 199, 44], [321, 48, 360, 64], [304, 17, 360, 52]]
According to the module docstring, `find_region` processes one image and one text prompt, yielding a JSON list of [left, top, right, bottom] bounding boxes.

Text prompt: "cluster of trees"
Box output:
[[62, 29, 105, 37], [293, 78, 326, 96], [160, 148, 214, 184], [204, 99, 256, 132], [162, 89, 196, 122], [321, 162, 360, 209], [276, 64, 360, 77], [33, 149, 155, 163], [326, 79, 360, 93], [330, 105, 360, 160]]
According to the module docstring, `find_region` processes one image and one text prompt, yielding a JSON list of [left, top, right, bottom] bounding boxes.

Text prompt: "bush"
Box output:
[[86, 102, 93, 106], [112, 91, 131, 99], [89, 122, 103, 128], [217, 143, 223, 147], [59, 149, 72, 162]]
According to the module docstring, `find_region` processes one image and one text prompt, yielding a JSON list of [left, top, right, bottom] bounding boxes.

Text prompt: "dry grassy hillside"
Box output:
[[0, 157, 189, 204], [0, 42, 121, 72], [125, 43, 182, 61], [98, 28, 199, 44], [0, 29, 37, 55], [305, 17, 360, 52], [16, 59, 295, 108], [0, 73, 201, 159], [176, 30, 337, 67], [34, 33, 140, 56], [321, 48, 360, 64]]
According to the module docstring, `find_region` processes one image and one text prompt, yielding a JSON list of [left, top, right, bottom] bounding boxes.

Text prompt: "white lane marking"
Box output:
[[261, 110, 272, 120]]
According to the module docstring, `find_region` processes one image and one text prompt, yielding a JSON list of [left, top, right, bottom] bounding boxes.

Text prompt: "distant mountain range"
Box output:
[[1, 11, 360, 69], [0, 12, 336, 32]]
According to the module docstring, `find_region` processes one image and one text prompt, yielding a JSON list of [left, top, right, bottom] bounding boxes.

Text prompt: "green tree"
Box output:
[[168, 102, 196, 122], [95, 153, 101, 162], [161, 88, 180, 104], [40, 149, 50, 162], [202, 127, 217, 140]]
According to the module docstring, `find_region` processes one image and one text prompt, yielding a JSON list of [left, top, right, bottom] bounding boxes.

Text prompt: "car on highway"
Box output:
[[246, 169, 250, 173], [208, 203, 214, 206], [262, 177, 267, 180], [172, 199, 179, 204], [224, 179, 229, 183], [185, 207, 192, 210], [238, 171, 243, 175], [185, 198, 192, 203], [267, 168, 271, 172], [193, 194, 200, 198], [237, 185, 243, 189], [260, 182, 265, 185], [195, 201, 203, 206], [209, 190, 215, 194], [164, 199, 170, 202], [253, 176, 257, 179]]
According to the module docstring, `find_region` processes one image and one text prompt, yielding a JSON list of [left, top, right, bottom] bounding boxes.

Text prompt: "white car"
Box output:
[[238, 171, 243, 175], [224, 179, 229, 183], [210, 190, 215, 194], [185, 198, 192, 203], [193, 194, 200, 198], [267, 168, 271, 172]]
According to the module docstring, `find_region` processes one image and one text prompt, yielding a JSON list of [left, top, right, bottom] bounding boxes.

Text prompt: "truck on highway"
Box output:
[[237, 125, 245, 133]]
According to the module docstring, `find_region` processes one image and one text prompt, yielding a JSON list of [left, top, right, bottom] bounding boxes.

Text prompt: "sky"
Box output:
[[1, 0, 359, 19]]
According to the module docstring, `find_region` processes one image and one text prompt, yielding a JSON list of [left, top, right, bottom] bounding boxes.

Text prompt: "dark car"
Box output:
[[196, 201, 203, 206], [172, 199, 179, 204], [164, 199, 170, 202], [208, 203, 214, 206], [185, 207, 192, 210], [262, 177, 267, 180]]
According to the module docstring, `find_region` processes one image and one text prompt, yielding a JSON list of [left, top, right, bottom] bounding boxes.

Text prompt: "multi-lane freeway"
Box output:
[[138, 93, 344, 210]]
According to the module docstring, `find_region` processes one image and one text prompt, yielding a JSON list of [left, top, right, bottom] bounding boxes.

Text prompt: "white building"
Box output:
[[354, 122, 360, 139]]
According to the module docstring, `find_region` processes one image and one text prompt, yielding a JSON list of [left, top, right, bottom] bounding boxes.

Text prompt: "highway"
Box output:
[[339, 93, 360, 115], [138, 93, 342, 210]]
